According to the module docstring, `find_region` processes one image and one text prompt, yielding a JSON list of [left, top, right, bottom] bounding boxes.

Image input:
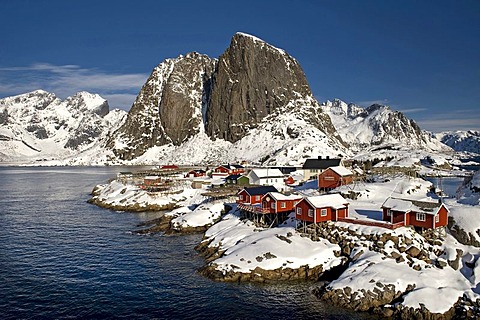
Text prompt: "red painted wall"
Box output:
[[237, 190, 250, 204], [318, 168, 354, 190], [295, 199, 335, 223], [408, 211, 434, 229], [435, 206, 448, 228]]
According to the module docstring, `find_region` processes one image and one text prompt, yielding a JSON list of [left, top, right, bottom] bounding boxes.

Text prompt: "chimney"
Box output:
[[318, 156, 322, 160], [326, 156, 330, 160]]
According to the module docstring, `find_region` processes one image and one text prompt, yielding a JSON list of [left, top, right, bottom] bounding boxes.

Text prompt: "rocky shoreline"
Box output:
[[88, 181, 480, 319]]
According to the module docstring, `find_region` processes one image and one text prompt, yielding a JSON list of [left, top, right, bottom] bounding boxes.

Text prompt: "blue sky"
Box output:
[[0, 0, 479, 132]]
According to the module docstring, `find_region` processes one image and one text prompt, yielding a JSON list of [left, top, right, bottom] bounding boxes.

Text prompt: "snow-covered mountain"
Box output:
[[0, 90, 126, 164], [436, 130, 480, 154], [321, 99, 448, 153], [106, 32, 347, 165], [0, 33, 455, 166]]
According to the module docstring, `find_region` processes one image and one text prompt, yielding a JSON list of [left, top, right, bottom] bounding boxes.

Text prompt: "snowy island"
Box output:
[[88, 161, 480, 319]]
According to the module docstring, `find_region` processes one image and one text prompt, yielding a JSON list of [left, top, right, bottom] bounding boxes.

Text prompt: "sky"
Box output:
[[0, 0, 479, 132]]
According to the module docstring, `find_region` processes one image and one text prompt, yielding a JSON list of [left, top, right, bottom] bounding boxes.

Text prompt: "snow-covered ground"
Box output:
[[203, 210, 343, 274], [90, 169, 480, 316]]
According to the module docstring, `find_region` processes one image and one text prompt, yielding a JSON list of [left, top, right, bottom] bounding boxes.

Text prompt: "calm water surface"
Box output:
[[0, 166, 375, 319]]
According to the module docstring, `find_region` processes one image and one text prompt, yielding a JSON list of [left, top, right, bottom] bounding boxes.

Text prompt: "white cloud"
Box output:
[[355, 99, 389, 107], [0, 63, 148, 110], [397, 107, 428, 113], [416, 109, 480, 132]]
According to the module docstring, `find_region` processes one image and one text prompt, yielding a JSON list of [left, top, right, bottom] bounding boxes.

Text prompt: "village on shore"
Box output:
[[89, 156, 480, 319]]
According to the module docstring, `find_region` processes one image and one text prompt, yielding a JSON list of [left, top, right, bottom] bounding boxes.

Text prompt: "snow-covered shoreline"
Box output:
[[89, 172, 480, 318]]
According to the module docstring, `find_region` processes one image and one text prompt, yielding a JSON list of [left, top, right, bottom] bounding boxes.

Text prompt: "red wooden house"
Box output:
[[185, 169, 206, 178], [212, 164, 245, 177], [261, 192, 302, 214], [237, 186, 278, 205], [381, 197, 449, 230], [144, 175, 162, 186], [295, 194, 349, 225], [161, 164, 179, 170], [318, 166, 354, 191]]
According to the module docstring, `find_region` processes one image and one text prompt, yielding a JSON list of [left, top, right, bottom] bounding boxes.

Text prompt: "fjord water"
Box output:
[[0, 167, 372, 320]]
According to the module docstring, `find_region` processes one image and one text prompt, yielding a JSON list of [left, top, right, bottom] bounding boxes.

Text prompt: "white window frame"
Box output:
[[239, 194, 243, 200], [271, 202, 275, 209], [416, 212, 426, 222], [308, 209, 314, 217], [386, 209, 391, 217], [255, 195, 261, 201], [280, 202, 286, 209], [321, 209, 327, 217], [435, 214, 439, 223], [296, 207, 302, 215]]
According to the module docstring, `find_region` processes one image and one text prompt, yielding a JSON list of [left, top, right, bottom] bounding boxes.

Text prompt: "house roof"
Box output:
[[144, 175, 160, 180], [327, 166, 353, 176], [302, 158, 342, 170], [218, 164, 244, 170], [304, 194, 349, 209], [226, 174, 242, 180], [381, 197, 446, 215], [242, 186, 278, 196], [264, 192, 302, 201], [248, 168, 284, 178]]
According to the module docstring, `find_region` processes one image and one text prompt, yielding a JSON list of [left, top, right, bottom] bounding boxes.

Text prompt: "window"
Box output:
[[321, 209, 327, 217], [435, 214, 439, 223], [387, 209, 391, 217], [239, 194, 243, 200], [280, 202, 286, 209], [271, 202, 275, 209], [255, 195, 261, 201], [324, 176, 335, 180], [296, 207, 302, 215], [308, 209, 314, 217], [416, 212, 426, 222]]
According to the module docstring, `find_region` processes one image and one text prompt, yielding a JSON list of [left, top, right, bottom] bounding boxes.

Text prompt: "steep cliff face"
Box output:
[[108, 52, 216, 160], [205, 32, 314, 142]]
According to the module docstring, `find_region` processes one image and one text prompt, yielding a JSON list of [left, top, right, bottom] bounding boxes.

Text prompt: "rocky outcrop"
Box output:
[[205, 33, 316, 142], [108, 52, 216, 160], [448, 216, 480, 247]]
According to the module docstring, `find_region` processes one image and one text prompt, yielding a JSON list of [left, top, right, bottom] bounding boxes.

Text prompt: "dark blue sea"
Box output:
[[0, 166, 374, 320]]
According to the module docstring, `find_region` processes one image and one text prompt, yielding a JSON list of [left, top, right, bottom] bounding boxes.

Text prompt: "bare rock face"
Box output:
[[205, 32, 314, 142], [108, 52, 216, 160]]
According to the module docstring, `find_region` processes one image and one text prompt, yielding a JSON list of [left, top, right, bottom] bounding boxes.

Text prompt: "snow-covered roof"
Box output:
[[249, 168, 284, 178], [211, 178, 226, 185], [328, 166, 353, 176], [265, 192, 302, 201], [144, 175, 160, 180], [381, 197, 445, 215], [305, 194, 349, 209]]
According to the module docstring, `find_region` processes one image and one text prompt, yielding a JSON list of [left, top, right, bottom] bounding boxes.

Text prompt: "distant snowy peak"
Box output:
[[436, 130, 480, 154], [321, 99, 448, 152], [0, 90, 126, 163]]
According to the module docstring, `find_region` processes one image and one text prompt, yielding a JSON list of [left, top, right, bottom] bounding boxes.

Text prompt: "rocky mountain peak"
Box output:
[[64, 91, 110, 117], [108, 52, 217, 160], [205, 32, 314, 142]]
